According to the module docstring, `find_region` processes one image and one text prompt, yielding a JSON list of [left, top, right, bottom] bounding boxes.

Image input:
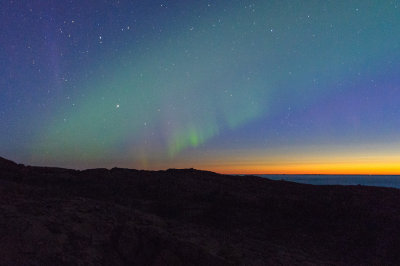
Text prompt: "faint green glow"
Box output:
[[31, 0, 400, 168], [168, 123, 220, 157]]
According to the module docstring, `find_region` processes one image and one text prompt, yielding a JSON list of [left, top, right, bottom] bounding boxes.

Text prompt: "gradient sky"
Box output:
[[2, 0, 400, 174]]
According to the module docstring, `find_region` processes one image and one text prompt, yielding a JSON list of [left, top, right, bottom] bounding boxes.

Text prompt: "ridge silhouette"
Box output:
[[0, 157, 399, 265]]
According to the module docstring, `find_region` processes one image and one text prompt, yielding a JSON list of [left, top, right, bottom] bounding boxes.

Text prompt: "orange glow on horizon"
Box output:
[[209, 162, 400, 175], [178, 147, 400, 175], [127, 144, 400, 175]]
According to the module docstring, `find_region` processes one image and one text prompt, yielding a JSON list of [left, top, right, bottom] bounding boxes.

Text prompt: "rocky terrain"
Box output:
[[1, 156, 400, 265]]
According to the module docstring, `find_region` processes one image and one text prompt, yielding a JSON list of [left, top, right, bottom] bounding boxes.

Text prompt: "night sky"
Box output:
[[2, 0, 400, 174]]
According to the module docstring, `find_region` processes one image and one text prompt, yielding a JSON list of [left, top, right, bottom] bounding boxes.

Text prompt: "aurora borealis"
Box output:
[[2, 1, 400, 174]]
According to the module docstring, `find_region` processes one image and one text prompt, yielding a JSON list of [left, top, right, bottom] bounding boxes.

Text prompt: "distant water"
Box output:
[[258, 175, 400, 189]]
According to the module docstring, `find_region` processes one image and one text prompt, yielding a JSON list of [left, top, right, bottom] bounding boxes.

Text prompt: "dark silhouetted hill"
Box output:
[[0, 156, 400, 265]]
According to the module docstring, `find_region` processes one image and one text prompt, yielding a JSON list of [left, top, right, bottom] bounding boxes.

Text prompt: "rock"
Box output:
[[0, 157, 399, 265]]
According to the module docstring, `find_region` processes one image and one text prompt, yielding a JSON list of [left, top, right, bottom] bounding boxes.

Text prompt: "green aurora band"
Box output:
[[33, 1, 400, 168]]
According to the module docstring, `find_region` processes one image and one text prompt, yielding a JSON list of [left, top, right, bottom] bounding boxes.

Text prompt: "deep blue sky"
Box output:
[[2, 0, 400, 173]]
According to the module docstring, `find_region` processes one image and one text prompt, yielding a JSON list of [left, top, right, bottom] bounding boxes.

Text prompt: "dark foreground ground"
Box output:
[[1, 157, 400, 265]]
